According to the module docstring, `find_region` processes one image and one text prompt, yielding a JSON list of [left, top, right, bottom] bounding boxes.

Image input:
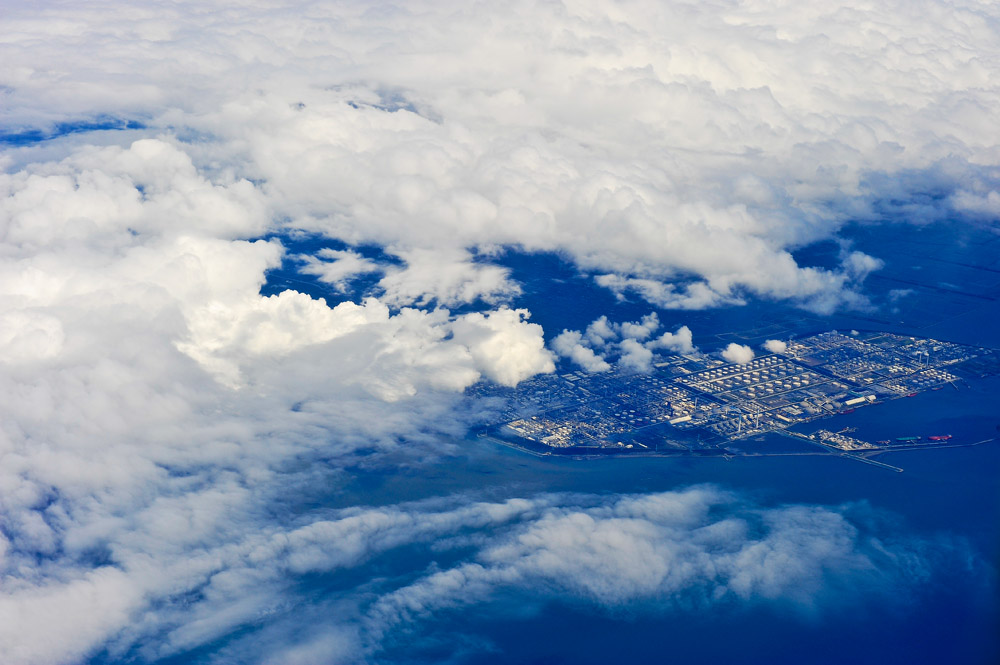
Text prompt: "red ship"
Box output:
[[928, 434, 952, 441]]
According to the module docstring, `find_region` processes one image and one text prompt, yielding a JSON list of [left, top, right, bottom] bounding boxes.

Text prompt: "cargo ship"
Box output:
[[896, 436, 921, 443], [928, 434, 953, 441]]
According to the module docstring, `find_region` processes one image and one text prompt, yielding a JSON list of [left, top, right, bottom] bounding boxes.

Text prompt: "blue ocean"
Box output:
[[238, 218, 1000, 664]]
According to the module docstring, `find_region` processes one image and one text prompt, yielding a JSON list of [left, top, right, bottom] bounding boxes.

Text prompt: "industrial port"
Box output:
[[466, 330, 1000, 469]]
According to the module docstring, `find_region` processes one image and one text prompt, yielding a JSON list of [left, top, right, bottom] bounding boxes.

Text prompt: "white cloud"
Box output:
[[584, 316, 618, 347], [620, 312, 660, 341], [377, 248, 520, 307], [763, 339, 787, 354], [0, 568, 146, 665], [952, 189, 1000, 217], [722, 343, 755, 364], [841, 250, 883, 281], [618, 338, 655, 373], [596, 275, 736, 310], [5, 0, 982, 311], [450, 308, 555, 387], [551, 329, 611, 373], [358, 487, 952, 652], [650, 325, 696, 355], [555, 315, 693, 371], [0, 134, 564, 663], [0, 310, 65, 362], [298, 248, 381, 292], [0, 1, 997, 662]]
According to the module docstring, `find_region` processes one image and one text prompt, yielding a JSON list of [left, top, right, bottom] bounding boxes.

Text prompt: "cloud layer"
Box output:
[[0, 1, 999, 663], [5, 0, 999, 311], [3, 485, 959, 665]]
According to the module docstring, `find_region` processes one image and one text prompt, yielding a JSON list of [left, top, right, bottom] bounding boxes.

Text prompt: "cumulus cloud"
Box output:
[[618, 338, 655, 373], [952, 189, 1000, 217], [0, 0, 998, 662], [650, 325, 696, 355], [585, 316, 618, 348], [620, 312, 660, 341], [0, 310, 65, 362], [82, 486, 959, 665], [551, 329, 611, 372], [763, 339, 787, 354], [450, 308, 555, 387], [722, 343, 755, 364], [553, 314, 694, 372], [0, 133, 559, 664]]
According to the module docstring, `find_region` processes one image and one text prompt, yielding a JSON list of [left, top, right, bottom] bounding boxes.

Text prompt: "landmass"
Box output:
[[466, 330, 1000, 471]]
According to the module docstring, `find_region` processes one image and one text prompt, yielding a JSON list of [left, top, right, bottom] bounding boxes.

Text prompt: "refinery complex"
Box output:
[[468, 331, 1000, 468]]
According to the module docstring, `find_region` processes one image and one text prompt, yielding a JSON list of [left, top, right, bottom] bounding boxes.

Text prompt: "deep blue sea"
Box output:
[[247, 217, 1000, 664], [330, 419, 999, 665]]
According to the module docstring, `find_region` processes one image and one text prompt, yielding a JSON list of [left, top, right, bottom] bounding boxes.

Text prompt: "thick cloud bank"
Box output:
[[0, 138, 556, 663], [1, 0, 999, 663], [4, 0, 1000, 311]]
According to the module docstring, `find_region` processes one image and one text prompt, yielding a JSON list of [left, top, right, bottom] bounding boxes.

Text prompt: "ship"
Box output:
[[928, 434, 953, 441], [896, 436, 921, 442]]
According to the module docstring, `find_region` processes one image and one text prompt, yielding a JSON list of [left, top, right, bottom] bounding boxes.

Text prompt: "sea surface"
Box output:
[[248, 218, 1000, 664]]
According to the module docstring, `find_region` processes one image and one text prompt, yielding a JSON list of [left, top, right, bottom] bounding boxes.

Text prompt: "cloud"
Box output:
[[551, 329, 611, 373], [618, 338, 655, 373], [620, 312, 660, 341], [553, 315, 693, 372], [763, 339, 787, 354], [0, 568, 146, 665], [952, 189, 1000, 217], [585, 316, 618, 347], [356, 487, 964, 656], [650, 325, 696, 355], [377, 248, 520, 307], [0, 310, 65, 362], [106, 486, 955, 664], [297, 248, 382, 293], [450, 308, 555, 387], [6, 0, 987, 312], [722, 343, 755, 364], [596, 275, 737, 310], [0, 1, 998, 663], [0, 133, 563, 663]]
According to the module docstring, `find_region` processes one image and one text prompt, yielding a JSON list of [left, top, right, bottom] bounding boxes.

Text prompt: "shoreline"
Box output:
[[478, 433, 1000, 470]]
